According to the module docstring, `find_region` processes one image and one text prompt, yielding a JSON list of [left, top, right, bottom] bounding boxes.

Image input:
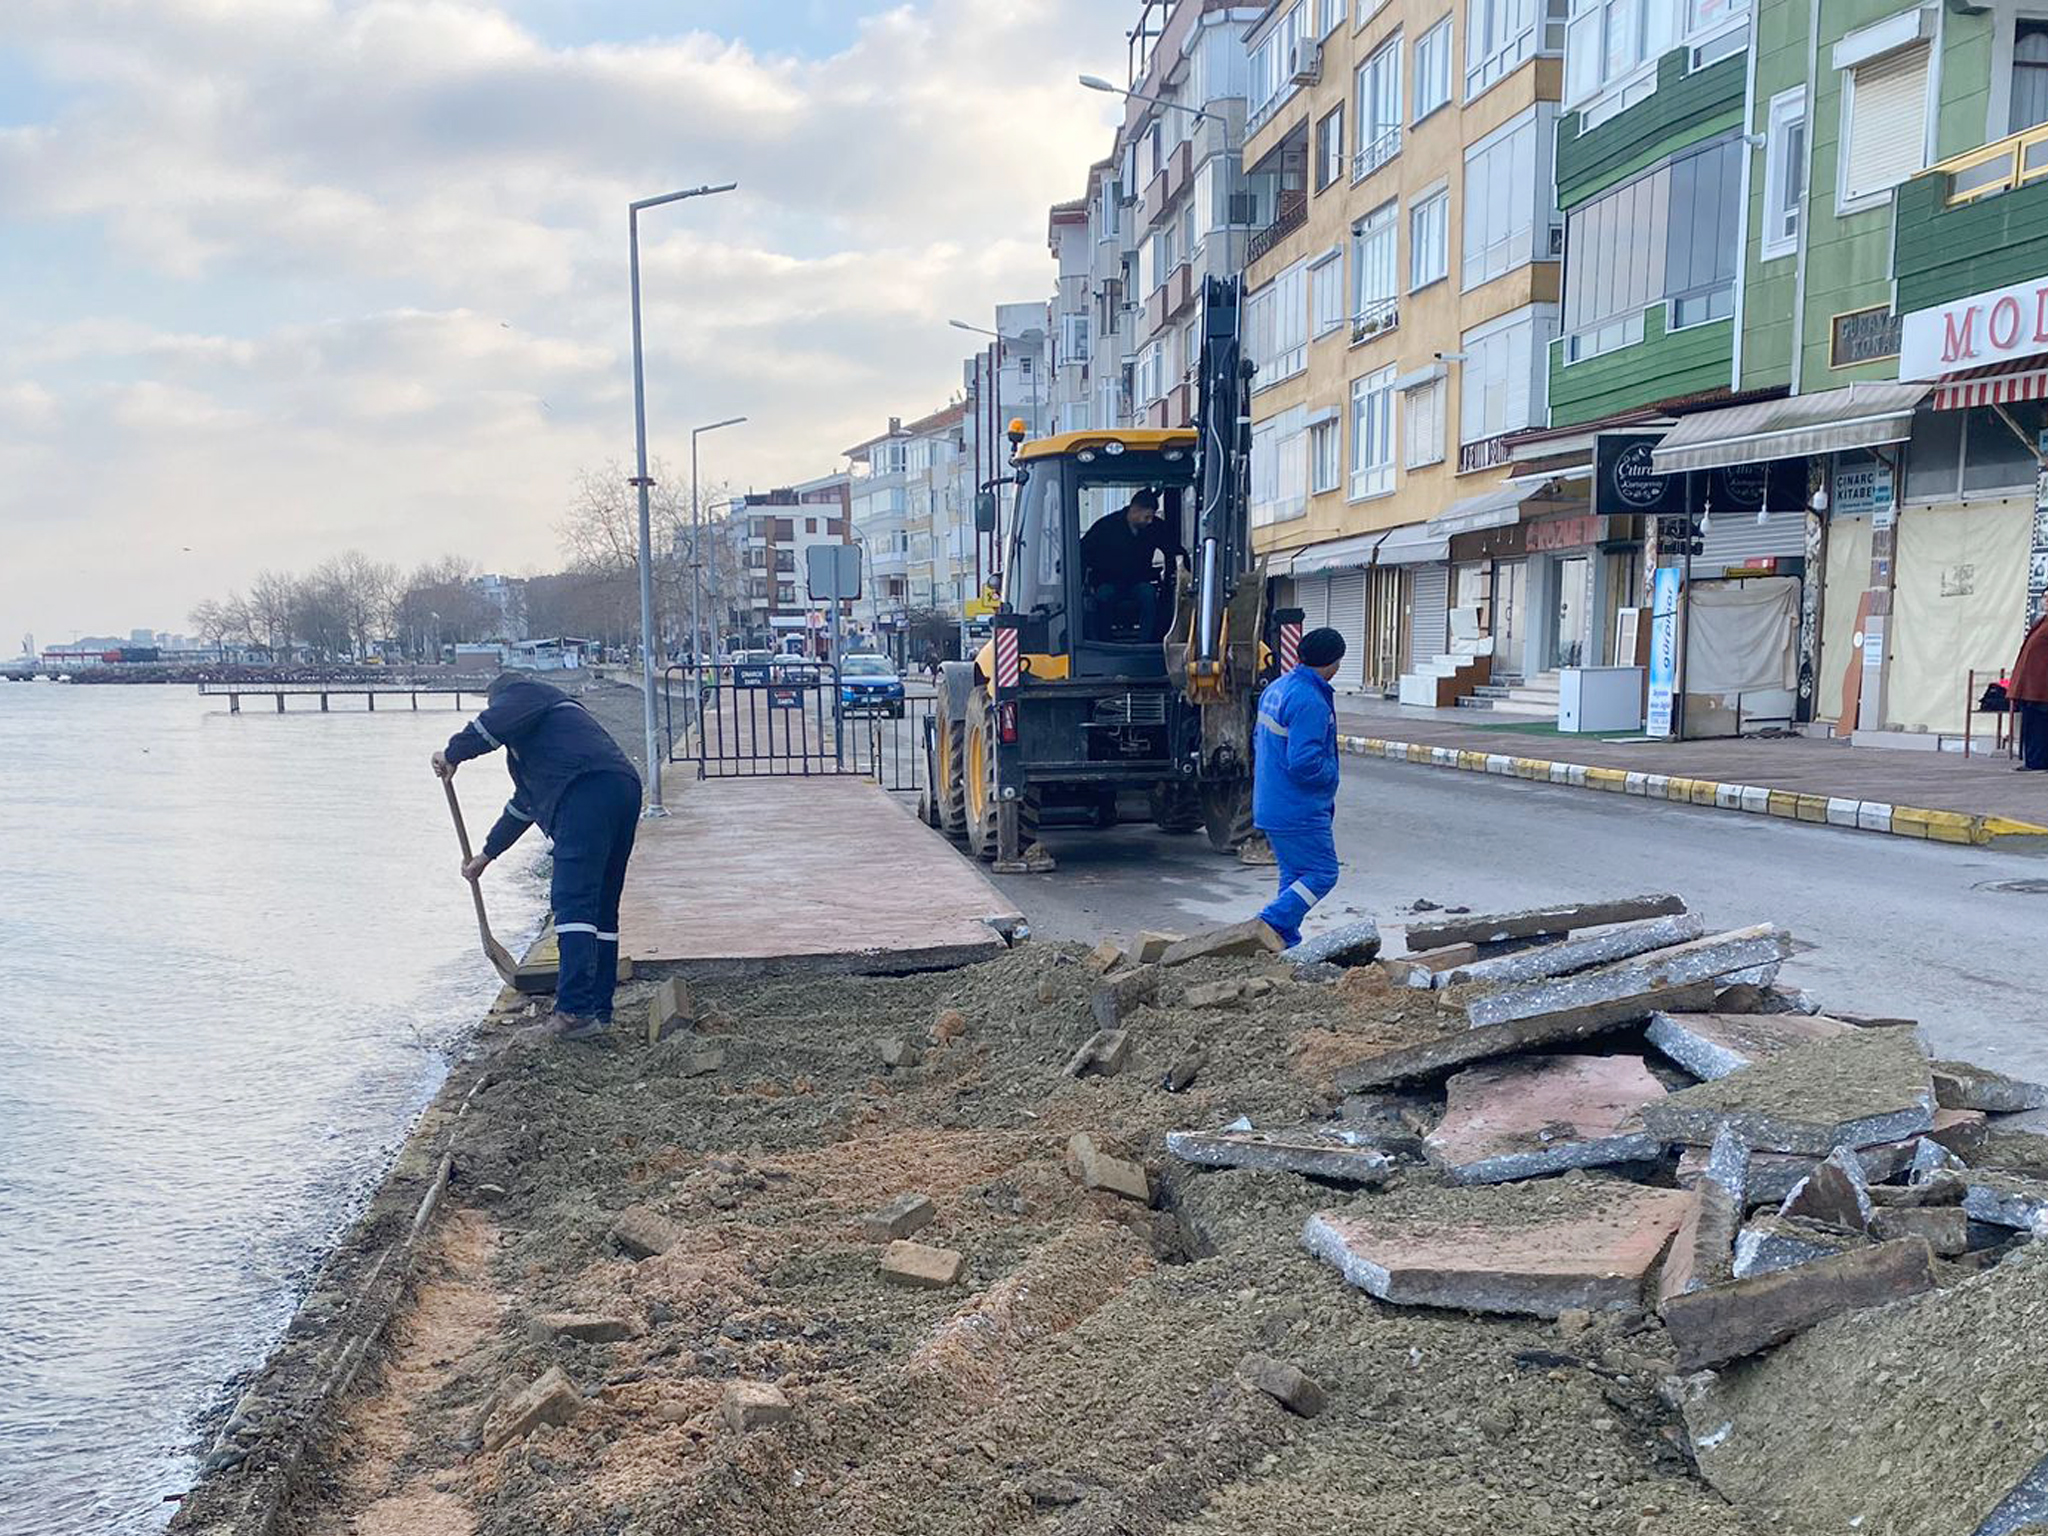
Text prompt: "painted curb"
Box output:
[[1338, 735, 2048, 848]]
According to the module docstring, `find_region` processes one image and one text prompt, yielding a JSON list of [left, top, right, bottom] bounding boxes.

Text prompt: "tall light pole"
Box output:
[[1077, 73, 1217, 123], [629, 180, 736, 817], [690, 415, 747, 700]]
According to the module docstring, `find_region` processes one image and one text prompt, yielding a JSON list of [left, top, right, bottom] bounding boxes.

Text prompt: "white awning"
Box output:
[[1424, 482, 1531, 538], [1649, 383, 1927, 473], [1285, 523, 1448, 577]]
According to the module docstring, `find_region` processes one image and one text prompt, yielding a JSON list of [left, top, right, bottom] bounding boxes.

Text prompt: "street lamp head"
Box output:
[[1078, 74, 1117, 93], [695, 415, 747, 435]]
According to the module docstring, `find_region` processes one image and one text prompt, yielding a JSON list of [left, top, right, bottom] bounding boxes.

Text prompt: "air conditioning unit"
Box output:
[[1289, 39, 1323, 85]]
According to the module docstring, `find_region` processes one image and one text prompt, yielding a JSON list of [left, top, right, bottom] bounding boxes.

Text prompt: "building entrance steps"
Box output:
[[617, 777, 1023, 976], [1329, 696, 2048, 842]]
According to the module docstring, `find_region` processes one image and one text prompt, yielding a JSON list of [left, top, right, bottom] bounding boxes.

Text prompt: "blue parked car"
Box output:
[[839, 653, 905, 717]]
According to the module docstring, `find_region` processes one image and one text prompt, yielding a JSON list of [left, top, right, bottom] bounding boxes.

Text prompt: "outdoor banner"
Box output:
[[1647, 565, 1681, 738]]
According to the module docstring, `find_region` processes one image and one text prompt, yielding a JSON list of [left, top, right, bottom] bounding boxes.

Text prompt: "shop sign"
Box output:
[[1833, 452, 1895, 517], [1647, 565, 1681, 739], [1708, 458, 1808, 513], [1596, 434, 1685, 517], [1830, 306, 1902, 369], [1900, 274, 2048, 379], [1528, 513, 1606, 552]]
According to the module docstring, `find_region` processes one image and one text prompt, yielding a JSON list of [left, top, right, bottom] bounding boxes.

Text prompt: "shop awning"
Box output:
[[1648, 382, 1928, 473], [1284, 522, 1448, 577], [1424, 482, 1532, 538], [1929, 357, 2048, 410]]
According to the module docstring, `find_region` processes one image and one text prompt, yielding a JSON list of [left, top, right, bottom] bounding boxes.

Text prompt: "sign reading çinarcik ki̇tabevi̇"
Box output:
[[1900, 275, 2048, 379]]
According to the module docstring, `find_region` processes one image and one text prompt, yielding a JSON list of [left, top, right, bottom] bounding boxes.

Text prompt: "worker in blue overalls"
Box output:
[[1252, 628, 1346, 948], [433, 673, 642, 1040]]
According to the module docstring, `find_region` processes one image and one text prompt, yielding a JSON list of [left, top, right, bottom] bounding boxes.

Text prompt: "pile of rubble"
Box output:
[[1144, 894, 2048, 1535]]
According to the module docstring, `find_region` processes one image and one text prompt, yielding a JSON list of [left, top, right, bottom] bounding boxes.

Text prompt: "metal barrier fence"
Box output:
[[660, 663, 934, 792]]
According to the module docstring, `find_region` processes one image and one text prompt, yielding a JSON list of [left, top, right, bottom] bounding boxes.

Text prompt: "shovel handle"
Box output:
[[444, 776, 478, 862]]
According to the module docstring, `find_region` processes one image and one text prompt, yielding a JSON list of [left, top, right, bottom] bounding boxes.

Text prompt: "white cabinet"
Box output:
[[1559, 666, 1645, 733]]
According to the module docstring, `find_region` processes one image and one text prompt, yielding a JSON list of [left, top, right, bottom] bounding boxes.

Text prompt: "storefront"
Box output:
[[1281, 521, 1451, 695], [1424, 480, 1589, 680]]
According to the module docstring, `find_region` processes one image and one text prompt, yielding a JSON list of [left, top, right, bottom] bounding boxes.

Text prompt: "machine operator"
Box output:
[[1080, 489, 1187, 641]]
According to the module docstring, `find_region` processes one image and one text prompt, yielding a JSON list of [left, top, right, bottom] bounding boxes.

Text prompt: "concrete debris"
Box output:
[[1380, 943, 1478, 988], [1404, 893, 1687, 952], [1912, 1137, 1964, 1179], [1333, 979, 1720, 1092], [1925, 1106, 1991, 1161], [1160, 1047, 1207, 1093], [484, 1365, 582, 1451], [1658, 1125, 1747, 1304], [1302, 1179, 1695, 1319], [1021, 1471, 1087, 1508], [1645, 1010, 1854, 1081], [1082, 939, 1125, 975], [1932, 1059, 2048, 1114], [1089, 965, 1161, 1030], [1063, 1028, 1131, 1078], [1065, 1132, 1150, 1203], [645, 976, 692, 1046], [1435, 912, 1706, 990], [1731, 1216, 1868, 1280], [1466, 925, 1794, 1031], [1867, 1168, 1967, 1208], [860, 1192, 937, 1242], [1679, 1138, 1916, 1205], [609, 1204, 681, 1261], [683, 1045, 725, 1077], [1422, 1053, 1667, 1185], [1868, 1205, 1969, 1255], [1133, 931, 1182, 965], [1286, 919, 1382, 969], [1167, 1125, 1396, 1185], [930, 1007, 968, 1043], [1961, 1170, 2048, 1232], [527, 1312, 638, 1345], [720, 1380, 793, 1431], [1777, 1146, 1872, 1231], [1338, 1091, 1439, 1158], [879, 1239, 964, 1288], [1157, 920, 1285, 967], [1662, 1237, 1937, 1370], [876, 1036, 924, 1071], [1236, 1353, 1328, 1417], [1184, 978, 1250, 1009], [1638, 1027, 1936, 1155]]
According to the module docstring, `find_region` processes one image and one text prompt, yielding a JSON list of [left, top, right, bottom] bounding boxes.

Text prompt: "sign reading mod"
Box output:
[[1901, 275, 2048, 379]]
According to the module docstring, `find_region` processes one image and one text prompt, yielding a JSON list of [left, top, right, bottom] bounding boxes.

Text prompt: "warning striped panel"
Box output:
[[994, 626, 1021, 690], [1279, 622, 1302, 672]]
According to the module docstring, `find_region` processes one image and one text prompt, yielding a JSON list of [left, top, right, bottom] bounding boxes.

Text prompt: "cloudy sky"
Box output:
[[0, 0, 1127, 645]]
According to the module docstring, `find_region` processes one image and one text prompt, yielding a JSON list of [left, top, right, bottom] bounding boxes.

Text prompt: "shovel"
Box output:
[[443, 777, 519, 984]]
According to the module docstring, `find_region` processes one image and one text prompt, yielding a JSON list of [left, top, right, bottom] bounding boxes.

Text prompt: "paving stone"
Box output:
[[1065, 1132, 1150, 1203], [1658, 1125, 1747, 1305], [485, 1365, 582, 1450], [861, 1192, 936, 1242], [1166, 1125, 1396, 1184], [1405, 893, 1687, 951], [1731, 1216, 1868, 1280], [1158, 920, 1286, 967], [1333, 979, 1720, 1092], [645, 976, 692, 1045], [1867, 1205, 1968, 1255], [876, 1036, 924, 1071], [1932, 1059, 2048, 1114], [1866, 1168, 1967, 1208], [1437, 913, 1706, 989], [1338, 1090, 1439, 1158], [1678, 1139, 1916, 1205], [1184, 978, 1250, 1009], [1301, 1179, 1695, 1318], [1089, 965, 1160, 1029], [1423, 1053, 1667, 1185], [1380, 943, 1479, 987], [1467, 925, 1794, 1031], [1663, 1237, 1936, 1370], [1237, 1353, 1328, 1417], [1962, 1170, 2048, 1231], [1063, 1028, 1131, 1078], [1133, 930, 1182, 965], [931, 1007, 968, 1043], [720, 1380, 793, 1431], [1645, 1011, 1855, 1080], [1287, 919, 1382, 968], [1778, 1146, 1872, 1231], [1083, 939, 1125, 974], [610, 1204, 681, 1260], [880, 1239, 964, 1288], [1638, 1027, 1936, 1155], [526, 1312, 637, 1345]]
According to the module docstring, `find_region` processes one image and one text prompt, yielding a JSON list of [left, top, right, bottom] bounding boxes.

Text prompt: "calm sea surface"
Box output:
[[0, 683, 548, 1534]]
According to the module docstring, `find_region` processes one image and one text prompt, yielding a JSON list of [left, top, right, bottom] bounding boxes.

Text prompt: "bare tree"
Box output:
[[246, 569, 298, 658]]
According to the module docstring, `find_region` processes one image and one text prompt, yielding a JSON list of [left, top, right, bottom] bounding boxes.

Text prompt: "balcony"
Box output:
[[1140, 140, 1194, 228], [1353, 125, 1401, 182], [1458, 435, 1513, 474], [1351, 297, 1400, 345], [1146, 261, 1198, 333], [1895, 124, 2048, 316], [1248, 189, 1308, 268]]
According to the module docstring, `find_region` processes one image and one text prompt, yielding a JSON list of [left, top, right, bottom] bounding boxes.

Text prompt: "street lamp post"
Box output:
[[1077, 74, 1217, 123], [629, 180, 737, 818], [690, 415, 747, 713]]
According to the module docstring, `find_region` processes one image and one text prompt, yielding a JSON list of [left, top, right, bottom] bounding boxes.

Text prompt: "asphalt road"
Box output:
[[977, 755, 2048, 1085]]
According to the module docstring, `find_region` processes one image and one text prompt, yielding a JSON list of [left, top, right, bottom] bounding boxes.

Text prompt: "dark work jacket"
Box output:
[[444, 678, 640, 857], [1079, 512, 1186, 587]]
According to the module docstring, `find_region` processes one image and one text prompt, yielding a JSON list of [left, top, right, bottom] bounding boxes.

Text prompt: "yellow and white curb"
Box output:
[[1338, 735, 2048, 847]]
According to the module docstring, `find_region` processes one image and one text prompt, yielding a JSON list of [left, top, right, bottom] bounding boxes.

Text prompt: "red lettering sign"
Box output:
[[2034, 285, 2048, 343], [1991, 295, 2024, 350], [1943, 307, 1979, 363]]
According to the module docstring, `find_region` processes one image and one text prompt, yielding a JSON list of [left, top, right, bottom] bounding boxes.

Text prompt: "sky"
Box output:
[[0, 0, 1129, 645]]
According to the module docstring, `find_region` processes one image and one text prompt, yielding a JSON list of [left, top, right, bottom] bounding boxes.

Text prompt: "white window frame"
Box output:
[[1317, 103, 1347, 193], [1350, 366, 1398, 499], [1356, 36, 1405, 179], [1761, 86, 1806, 260], [1311, 249, 1347, 337], [1404, 375, 1448, 468], [1320, 0, 1348, 36], [1310, 415, 1343, 492], [1462, 106, 1557, 291], [1414, 16, 1454, 121], [1467, 0, 1567, 100], [1836, 38, 1932, 215], [1353, 200, 1400, 339], [1410, 184, 1450, 290]]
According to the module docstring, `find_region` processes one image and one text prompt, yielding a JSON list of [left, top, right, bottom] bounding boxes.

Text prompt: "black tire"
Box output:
[[935, 693, 968, 837], [964, 690, 999, 861], [1149, 780, 1202, 834], [1201, 779, 1256, 854]]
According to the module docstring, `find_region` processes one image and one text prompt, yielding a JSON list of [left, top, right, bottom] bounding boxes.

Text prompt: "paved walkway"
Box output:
[[1332, 697, 2048, 836]]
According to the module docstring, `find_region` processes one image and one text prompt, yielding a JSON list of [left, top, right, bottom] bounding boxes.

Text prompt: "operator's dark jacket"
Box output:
[[1079, 512, 1187, 587], [443, 677, 640, 858]]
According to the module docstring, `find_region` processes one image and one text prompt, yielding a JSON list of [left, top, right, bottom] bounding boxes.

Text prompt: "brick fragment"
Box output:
[[645, 976, 692, 1045], [610, 1204, 681, 1260], [1065, 1132, 1150, 1203], [1237, 1353, 1328, 1417], [1133, 931, 1182, 965], [527, 1312, 638, 1345], [720, 1380, 793, 1431], [1868, 1205, 1968, 1255], [1083, 939, 1125, 975], [861, 1192, 936, 1242], [1090, 964, 1160, 1029], [1064, 1028, 1130, 1077], [485, 1365, 582, 1450], [1660, 1238, 1937, 1370], [1158, 920, 1285, 967], [880, 1238, 964, 1288]]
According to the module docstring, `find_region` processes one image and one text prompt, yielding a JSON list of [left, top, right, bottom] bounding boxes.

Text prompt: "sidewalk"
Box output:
[[1333, 697, 2048, 845]]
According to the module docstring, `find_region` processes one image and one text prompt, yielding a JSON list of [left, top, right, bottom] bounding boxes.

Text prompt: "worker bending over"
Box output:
[[1252, 628, 1346, 948], [433, 673, 642, 1040], [1080, 489, 1186, 640]]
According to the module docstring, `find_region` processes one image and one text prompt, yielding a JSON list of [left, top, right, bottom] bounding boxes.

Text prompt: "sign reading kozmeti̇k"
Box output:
[[1900, 275, 2048, 379]]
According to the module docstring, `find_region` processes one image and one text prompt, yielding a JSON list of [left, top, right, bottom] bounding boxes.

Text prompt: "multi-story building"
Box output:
[[725, 473, 853, 655], [846, 419, 913, 652]]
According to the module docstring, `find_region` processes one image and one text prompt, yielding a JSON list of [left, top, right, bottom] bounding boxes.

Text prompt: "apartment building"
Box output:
[[726, 473, 853, 655], [1239, 0, 1571, 697]]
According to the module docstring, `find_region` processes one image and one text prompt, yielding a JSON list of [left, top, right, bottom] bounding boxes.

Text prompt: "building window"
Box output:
[[1761, 90, 1805, 260], [1136, 340, 1164, 404], [777, 582, 796, 604], [1839, 43, 1930, 209], [1405, 376, 1447, 468], [1316, 105, 1346, 192], [1350, 366, 1397, 498], [1459, 308, 1555, 447], [1352, 201, 1399, 338], [746, 547, 768, 569], [1312, 250, 1347, 336], [1355, 38, 1404, 178], [1468, 0, 1567, 98], [1463, 106, 1558, 290], [1414, 16, 1453, 120], [1251, 406, 1310, 526], [1565, 0, 1675, 109], [1248, 261, 1311, 385], [1250, 2, 1308, 127], [775, 549, 796, 573], [1311, 416, 1342, 492], [2013, 20, 2048, 133], [1321, 0, 1348, 36], [1410, 186, 1449, 289]]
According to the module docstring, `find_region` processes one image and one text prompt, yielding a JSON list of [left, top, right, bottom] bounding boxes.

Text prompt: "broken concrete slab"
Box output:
[[485, 1365, 582, 1451], [720, 1380, 793, 1431], [1466, 925, 1794, 1030], [1404, 893, 1687, 951], [1867, 1168, 1967, 1208], [1380, 943, 1478, 987], [1979, 1128, 2048, 1178], [1680, 1243, 2048, 1535], [1645, 1011, 1854, 1081], [1133, 930, 1182, 965], [1089, 965, 1160, 1030], [1301, 1179, 1695, 1319], [1158, 920, 1285, 967], [1658, 1126, 1746, 1305], [527, 1312, 638, 1345], [1679, 1138, 1916, 1205], [1731, 1215, 1867, 1280], [860, 1192, 936, 1242], [1333, 980, 1720, 1091], [1962, 1170, 2048, 1231], [1435, 912, 1706, 990], [1868, 1205, 1968, 1256], [645, 976, 691, 1046], [1065, 1132, 1150, 1203], [609, 1205, 682, 1261], [1160, 1047, 1207, 1093], [1287, 919, 1382, 968], [1924, 1106, 1991, 1161], [1422, 1053, 1667, 1185], [1082, 939, 1124, 975], [1933, 1059, 2048, 1114], [1166, 1125, 1396, 1185], [1662, 1237, 1936, 1370], [1236, 1353, 1328, 1417], [880, 1239, 964, 1288], [1063, 1028, 1130, 1078], [1638, 1027, 1936, 1155], [1184, 978, 1251, 1009], [1778, 1147, 1872, 1231]]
